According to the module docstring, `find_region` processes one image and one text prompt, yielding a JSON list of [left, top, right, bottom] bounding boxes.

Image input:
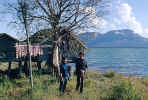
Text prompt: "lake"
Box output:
[[86, 48, 148, 77]]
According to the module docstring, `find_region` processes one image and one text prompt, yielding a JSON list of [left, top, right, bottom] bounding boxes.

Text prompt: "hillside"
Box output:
[[79, 29, 148, 48]]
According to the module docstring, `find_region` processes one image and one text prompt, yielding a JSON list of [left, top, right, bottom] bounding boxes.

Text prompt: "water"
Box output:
[[86, 48, 148, 77]]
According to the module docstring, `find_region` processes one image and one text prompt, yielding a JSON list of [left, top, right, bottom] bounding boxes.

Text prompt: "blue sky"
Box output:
[[0, 0, 148, 38]]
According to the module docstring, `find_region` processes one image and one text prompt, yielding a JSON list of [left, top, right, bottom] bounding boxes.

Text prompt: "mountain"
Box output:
[[79, 29, 148, 48]]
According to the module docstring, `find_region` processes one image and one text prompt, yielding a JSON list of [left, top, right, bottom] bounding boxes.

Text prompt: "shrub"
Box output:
[[101, 81, 141, 100], [142, 78, 148, 86], [104, 70, 115, 78]]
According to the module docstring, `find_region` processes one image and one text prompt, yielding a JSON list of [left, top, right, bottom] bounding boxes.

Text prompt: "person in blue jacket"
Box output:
[[59, 57, 71, 95]]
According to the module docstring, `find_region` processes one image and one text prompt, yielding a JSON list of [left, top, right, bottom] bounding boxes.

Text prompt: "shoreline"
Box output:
[[89, 68, 148, 78]]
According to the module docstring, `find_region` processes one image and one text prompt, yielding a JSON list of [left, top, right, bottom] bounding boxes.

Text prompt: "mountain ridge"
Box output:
[[78, 29, 148, 48]]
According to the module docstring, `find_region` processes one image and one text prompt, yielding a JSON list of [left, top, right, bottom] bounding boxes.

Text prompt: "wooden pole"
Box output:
[[8, 61, 12, 75], [23, 0, 33, 88], [18, 61, 22, 74]]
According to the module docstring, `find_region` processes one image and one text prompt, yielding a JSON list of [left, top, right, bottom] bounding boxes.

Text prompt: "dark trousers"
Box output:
[[59, 78, 67, 93], [76, 73, 84, 93]]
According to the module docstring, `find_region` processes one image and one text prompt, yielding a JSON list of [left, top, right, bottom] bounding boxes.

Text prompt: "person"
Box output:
[[75, 52, 88, 93], [59, 57, 71, 95]]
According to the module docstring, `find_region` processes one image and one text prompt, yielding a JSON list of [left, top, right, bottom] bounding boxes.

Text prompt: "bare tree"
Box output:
[[5, 0, 36, 88], [29, 0, 104, 75], [31, 0, 102, 30], [3, 0, 107, 76]]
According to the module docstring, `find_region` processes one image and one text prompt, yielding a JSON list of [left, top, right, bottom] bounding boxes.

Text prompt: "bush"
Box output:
[[104, 70, 115, 78], [101, 81, 141, 100]]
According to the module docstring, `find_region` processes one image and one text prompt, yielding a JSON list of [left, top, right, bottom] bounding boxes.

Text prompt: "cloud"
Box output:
[[114, 3, 143, 33], [103, 0, 148, 38], [144, 29, 148, 33], [81, 0, 148, 38]]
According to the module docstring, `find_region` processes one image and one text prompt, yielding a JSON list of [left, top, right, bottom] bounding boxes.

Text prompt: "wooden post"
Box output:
[[24, 58, 29, 75], [38, 62, 42, 75], [18, 61, 22, 74], [8, 61, 12, 75], [46, 52, 52, 74], [37, 54, 42, 75]]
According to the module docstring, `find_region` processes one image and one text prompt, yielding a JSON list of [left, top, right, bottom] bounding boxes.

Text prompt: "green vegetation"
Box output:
[[0, 66, 148, 100], [104, 70, 116, 78], [101, 81, 141, 100]]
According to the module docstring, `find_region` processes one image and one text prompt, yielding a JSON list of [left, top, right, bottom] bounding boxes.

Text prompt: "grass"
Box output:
[[100, 81, 141, 100], [0, 65, 148, 100]]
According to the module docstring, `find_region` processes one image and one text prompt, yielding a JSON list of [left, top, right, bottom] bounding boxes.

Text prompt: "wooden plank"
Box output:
[[0, 58, 18, 62]]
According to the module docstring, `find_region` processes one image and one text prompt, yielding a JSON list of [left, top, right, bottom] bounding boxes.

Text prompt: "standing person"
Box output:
[[75, 52, 88, 93], [59, 57, 71, 95]]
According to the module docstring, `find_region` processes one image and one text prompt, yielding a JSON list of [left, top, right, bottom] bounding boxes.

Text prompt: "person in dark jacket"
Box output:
[[59, 57, 71, 95], [75, 52, 88, 93]]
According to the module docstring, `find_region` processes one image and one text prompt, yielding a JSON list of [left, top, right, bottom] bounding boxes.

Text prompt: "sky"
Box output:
[[85, 0, 148, 37], [0, 0, 148, 38]]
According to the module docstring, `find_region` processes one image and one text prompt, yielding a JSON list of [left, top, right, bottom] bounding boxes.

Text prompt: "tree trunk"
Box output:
[[25, 22, 33, 88], [52, 45, 60, 77]]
